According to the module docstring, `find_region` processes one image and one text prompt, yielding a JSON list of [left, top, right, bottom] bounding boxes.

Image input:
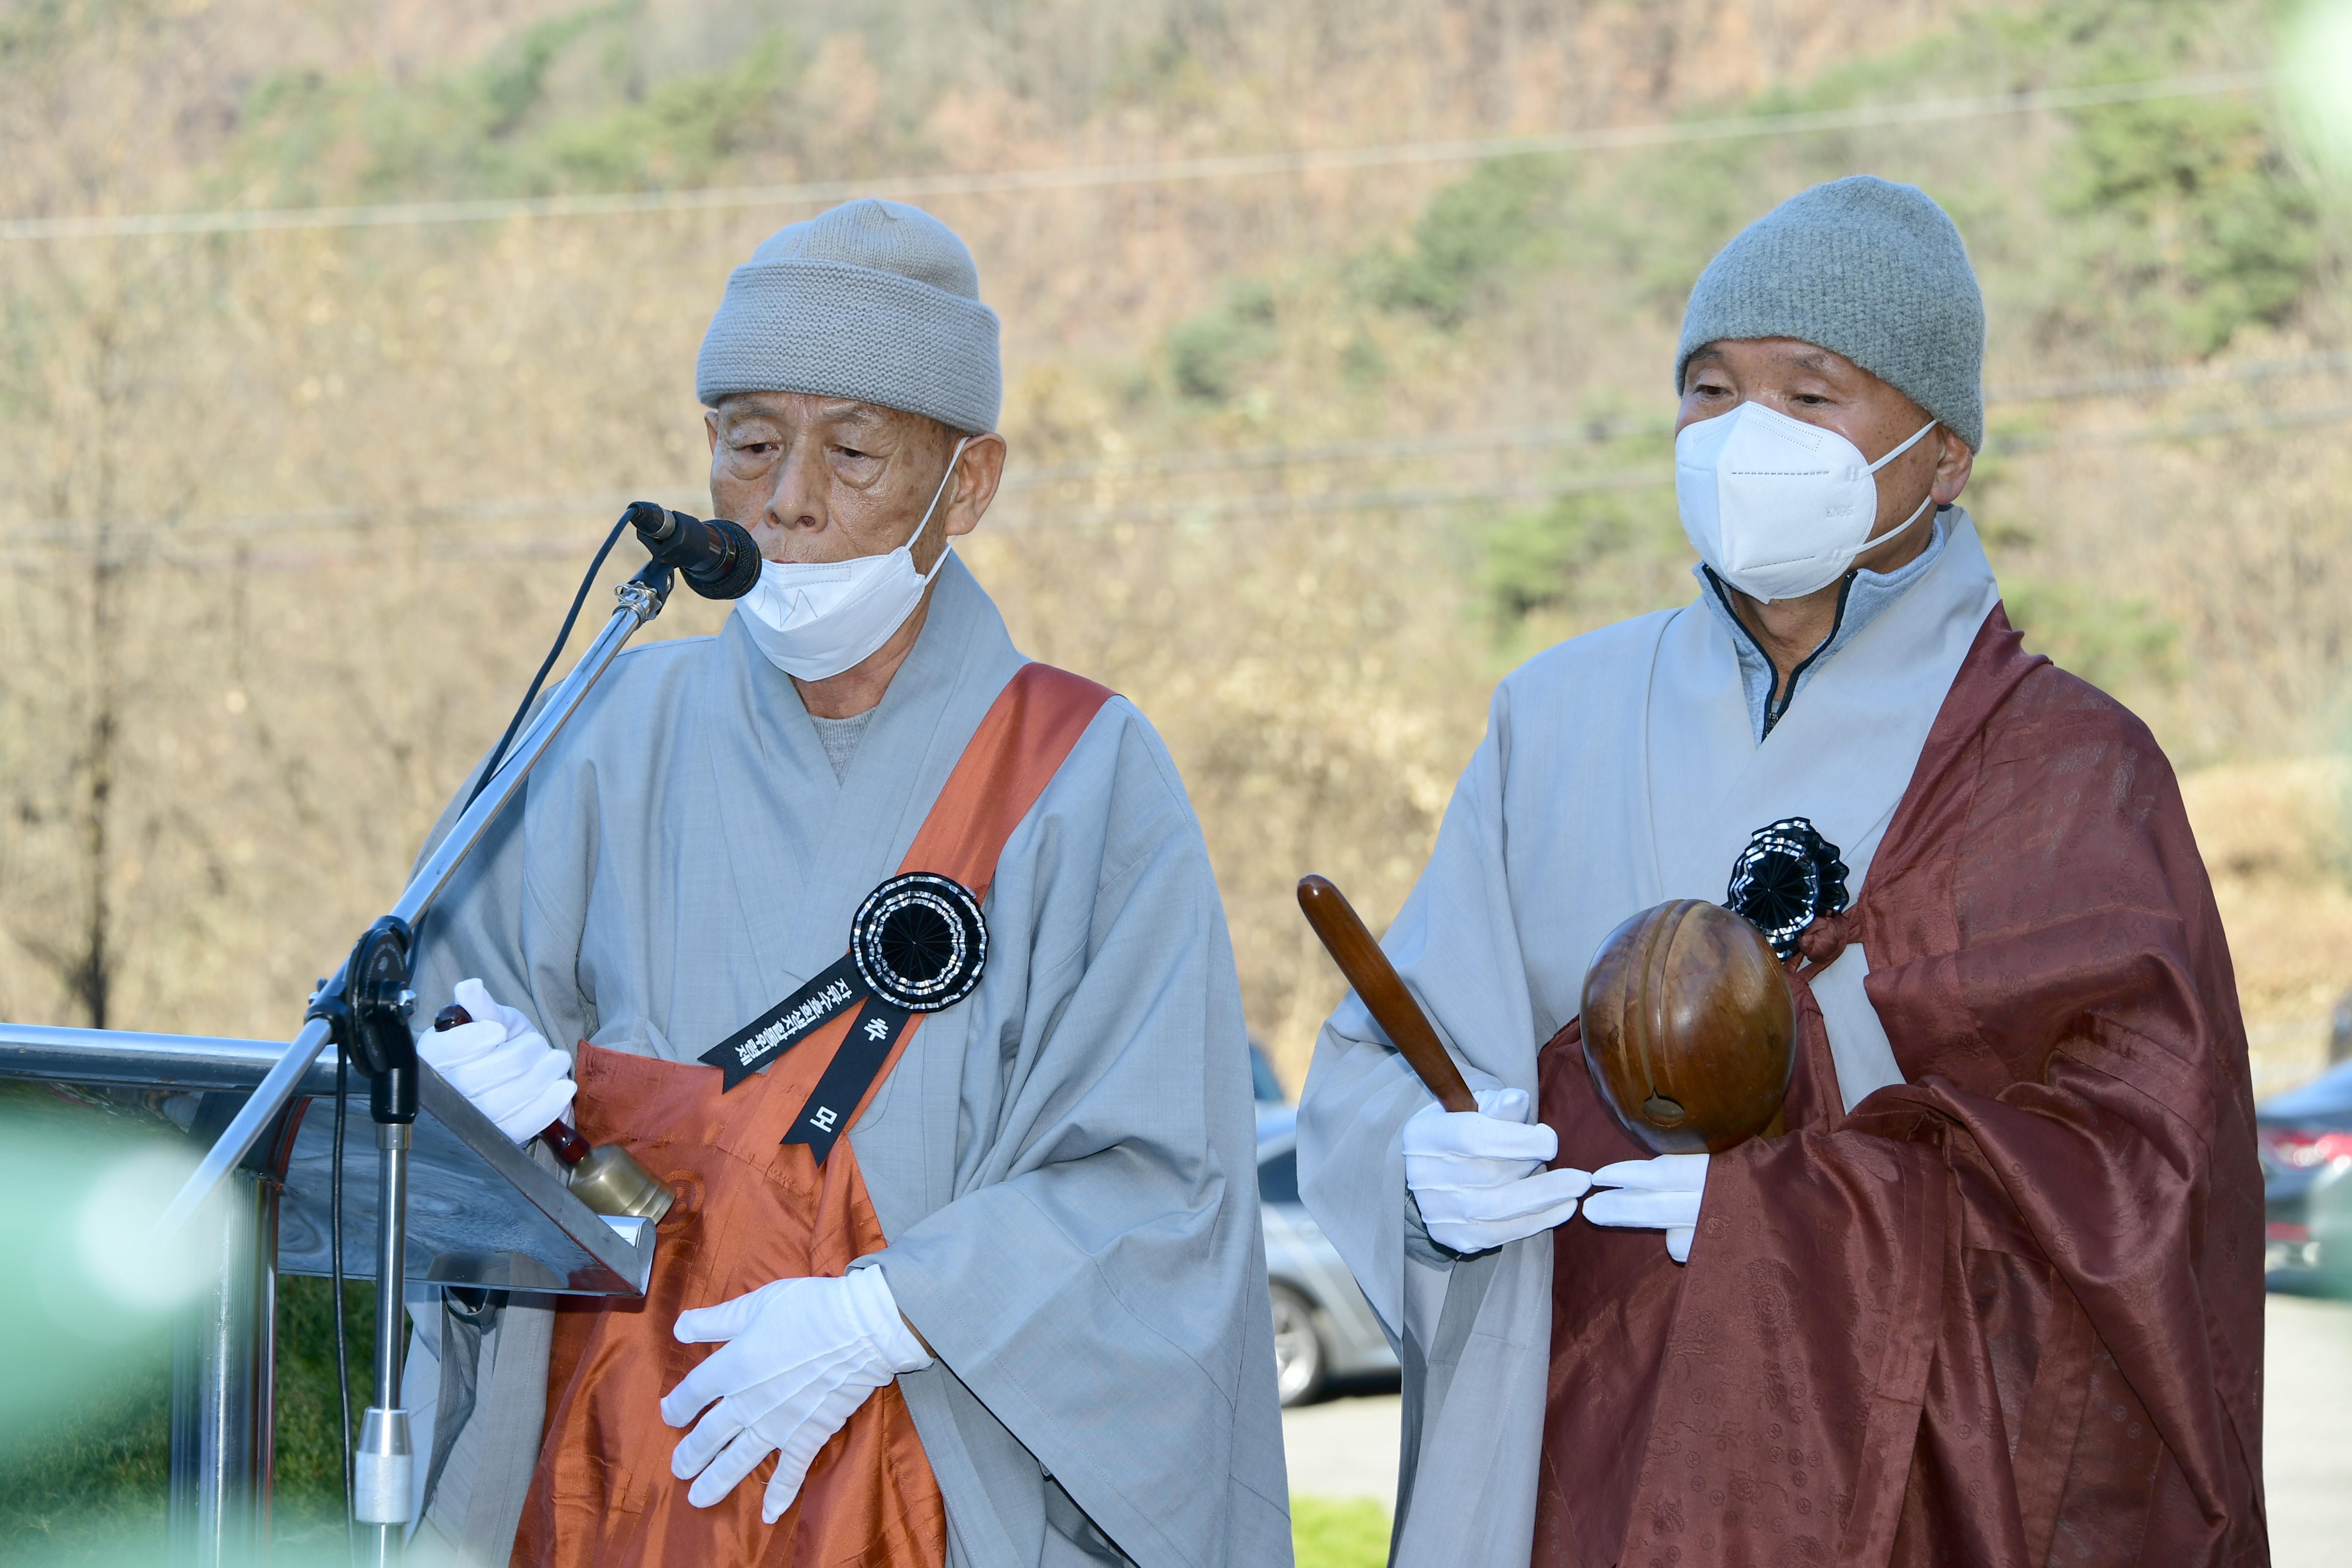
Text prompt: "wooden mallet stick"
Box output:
[[1296, 874, 1478, 1114]]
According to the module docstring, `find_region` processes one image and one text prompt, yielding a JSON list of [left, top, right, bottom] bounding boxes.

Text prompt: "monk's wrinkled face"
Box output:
[[705, 393, 1003, 568], [1677, 338, 1972, 543]]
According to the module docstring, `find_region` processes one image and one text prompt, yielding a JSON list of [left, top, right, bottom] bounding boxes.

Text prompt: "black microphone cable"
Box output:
[[330, 1036, 354, 1560], [329, 513, 622, 1551], [458, 514, 631, 814], [326, 502, 743, 1547]]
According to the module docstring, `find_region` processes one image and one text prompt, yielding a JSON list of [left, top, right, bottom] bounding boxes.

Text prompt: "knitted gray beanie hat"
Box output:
[[697, 198, 1001, 433], [1674, 176, 1985, 450]]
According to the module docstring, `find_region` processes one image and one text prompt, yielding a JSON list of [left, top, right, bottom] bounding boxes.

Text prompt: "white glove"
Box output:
[[1583, 1153, 1710, 1264], [659, 1266, 933, 1523], [1402, 1086, 1591, 1254], [417, 978, 576, 1142]]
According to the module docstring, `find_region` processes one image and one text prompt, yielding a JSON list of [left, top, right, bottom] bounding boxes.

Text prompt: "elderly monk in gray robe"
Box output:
[[1297, 177, 2263, 1568], [394, 198, 1290, 1568]]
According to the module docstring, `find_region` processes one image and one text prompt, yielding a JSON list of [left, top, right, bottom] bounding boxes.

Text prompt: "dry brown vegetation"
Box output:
[[1, 0, 2348, 1096]]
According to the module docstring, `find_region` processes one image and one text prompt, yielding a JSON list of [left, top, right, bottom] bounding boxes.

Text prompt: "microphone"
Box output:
[[624, 501, 761, 600]]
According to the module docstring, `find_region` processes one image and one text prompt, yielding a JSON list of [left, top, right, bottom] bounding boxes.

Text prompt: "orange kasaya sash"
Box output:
[[514, 663, 1114, 1568]]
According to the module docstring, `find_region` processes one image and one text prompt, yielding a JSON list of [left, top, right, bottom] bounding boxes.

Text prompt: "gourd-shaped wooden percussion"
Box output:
[[1579, 899, 1794, 1154]]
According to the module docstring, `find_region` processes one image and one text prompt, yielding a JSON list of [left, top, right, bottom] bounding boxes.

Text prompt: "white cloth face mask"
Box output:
[[735, 437, 969, 681], [1675, 401, 1938, 602]]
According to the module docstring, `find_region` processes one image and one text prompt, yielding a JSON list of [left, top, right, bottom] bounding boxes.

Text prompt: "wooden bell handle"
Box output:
[[435, 1003, 589, 1165], [1297, 875, 1478, 1114]]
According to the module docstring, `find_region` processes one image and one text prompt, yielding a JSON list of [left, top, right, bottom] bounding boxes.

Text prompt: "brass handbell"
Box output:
[[434, 1005, 676, 1224]]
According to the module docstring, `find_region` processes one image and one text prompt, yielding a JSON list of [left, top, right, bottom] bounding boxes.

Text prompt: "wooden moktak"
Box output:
[[1577, 898, 1793, 1153], [1295, 878, 1793, 1154]]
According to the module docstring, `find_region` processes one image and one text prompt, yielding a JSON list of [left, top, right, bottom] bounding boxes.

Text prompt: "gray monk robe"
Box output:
[[401, 555, 1290, 1568]]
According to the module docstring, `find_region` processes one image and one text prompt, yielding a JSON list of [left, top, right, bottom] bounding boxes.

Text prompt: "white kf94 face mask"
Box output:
[[1675, 401, 1938, 603], [735, 437, 969, 681]]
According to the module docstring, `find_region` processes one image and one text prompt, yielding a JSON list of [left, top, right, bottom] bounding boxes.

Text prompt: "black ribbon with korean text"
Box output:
[[697, 953, 867, 1092], [698, 871, 990, 1165], [779, 997, 915, 1164]]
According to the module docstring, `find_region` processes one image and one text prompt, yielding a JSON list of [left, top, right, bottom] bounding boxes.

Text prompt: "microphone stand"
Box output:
[[159, 553, 678, 1563]]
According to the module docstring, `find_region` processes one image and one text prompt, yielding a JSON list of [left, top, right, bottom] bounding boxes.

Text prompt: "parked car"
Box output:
[[1249, 1040, 1287, 1108], [2259, 1056, 2352, 1295], [1256, 1105, 1399, 1405]]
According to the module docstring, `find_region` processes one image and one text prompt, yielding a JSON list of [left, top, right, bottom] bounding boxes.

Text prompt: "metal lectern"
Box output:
[[0, 1021, 654, 1566], [0, 517, 754, 1565]]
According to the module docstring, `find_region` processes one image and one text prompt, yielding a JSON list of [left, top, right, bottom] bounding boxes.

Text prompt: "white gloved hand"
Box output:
[[659, 1266, 933, 1523], [1582, 1153, 1710, 1264], [417, 977, 575, 1142], [1402, 1086, 1591, 1254]]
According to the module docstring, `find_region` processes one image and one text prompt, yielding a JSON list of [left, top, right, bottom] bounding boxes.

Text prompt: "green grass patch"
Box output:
[[0, 1086, 376, 1560], [1292, 1494, 1392, 1568]]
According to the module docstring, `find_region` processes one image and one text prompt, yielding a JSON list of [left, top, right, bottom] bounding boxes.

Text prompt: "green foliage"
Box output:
[[270, 1276, 379, 1549], [479, 6, 623, 139], [1477, 466, 1690, 637], [0, 1355, 169, 1562], [2003, 578, 2181, 694], [1482, 489, 1643, 620], [1559, 142, 1767, 328], [2047, 92, 2321, 356], [1168, 282, 1280, 403], [0, 1083, 373, 1558], [0, 1272, 376, 1558], [1339, 331, 1388, 386], [229, 5, 796, 204], [1364, 154, 1571, 327], [1291, 1495, 1391, 1568]]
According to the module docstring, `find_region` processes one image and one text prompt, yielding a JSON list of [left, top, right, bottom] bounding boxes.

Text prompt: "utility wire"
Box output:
[[1013, 346, 2352, 484], [1988, 349, 2352, 403], [10, 340, 2349, 546], [1010, 419, 1663, 484], [0, 71, 2268, 243], [10, 392, 2349, 571], [1990, 397, 2352, 451]]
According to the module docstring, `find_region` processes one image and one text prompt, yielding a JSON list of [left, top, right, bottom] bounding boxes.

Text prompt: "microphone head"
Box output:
[[626, 503, 762, 601], [687, 517, 762, 601]]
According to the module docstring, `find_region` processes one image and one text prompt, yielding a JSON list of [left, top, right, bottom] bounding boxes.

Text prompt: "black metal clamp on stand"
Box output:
[[155, 501, 759, 1563]]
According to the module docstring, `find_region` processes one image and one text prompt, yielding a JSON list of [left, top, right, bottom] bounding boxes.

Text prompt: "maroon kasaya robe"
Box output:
[[1533, 607, 2268, 1567]]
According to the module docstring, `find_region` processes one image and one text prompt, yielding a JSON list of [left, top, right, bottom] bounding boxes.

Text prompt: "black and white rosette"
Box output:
[[1725, 817, 1851, 959], [851, 872, 989, 1013], [697, 871, 989, 1164]]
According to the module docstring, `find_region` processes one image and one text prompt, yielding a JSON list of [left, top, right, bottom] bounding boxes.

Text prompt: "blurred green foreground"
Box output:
[[0, 1084, 1391, 1565], [0, 1086, 369, 1565]]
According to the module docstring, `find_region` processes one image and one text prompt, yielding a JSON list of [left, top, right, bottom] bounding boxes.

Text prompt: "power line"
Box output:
[[1009, 346, 2352, 488], [7, 351, 2345, 550], [0, 71, 2268, 243], [1011, 397, 2352, 525], [1007, 419, 1665, 486], [1987, 349, 2352, 403], [1990, 397, 2352, 452], [12, 391, 2349, 568]]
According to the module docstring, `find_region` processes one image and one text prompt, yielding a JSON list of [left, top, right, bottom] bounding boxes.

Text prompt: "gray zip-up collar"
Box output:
[[1698, 508, 1955, 742]]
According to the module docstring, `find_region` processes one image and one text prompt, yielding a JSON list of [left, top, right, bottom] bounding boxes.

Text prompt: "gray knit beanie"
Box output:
[[1674, 176, 1984, 450], [697, 198, 1001, 433]]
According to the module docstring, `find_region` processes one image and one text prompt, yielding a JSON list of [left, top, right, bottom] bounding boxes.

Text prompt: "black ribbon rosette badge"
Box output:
[[1724, 817, 1850, 959], [851, 873, 989, 1013], [698, 871, 988, 1163]]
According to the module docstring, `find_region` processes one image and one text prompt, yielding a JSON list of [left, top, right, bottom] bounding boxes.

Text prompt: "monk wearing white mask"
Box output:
[[1298, 176, 2265, 1568], [399, 198, 1289, 1568]]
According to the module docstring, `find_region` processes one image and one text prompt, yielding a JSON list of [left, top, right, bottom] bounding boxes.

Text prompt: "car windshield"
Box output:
[[1250, 1045, 1286, 1104], [1258, 1147, 1300, 1205]]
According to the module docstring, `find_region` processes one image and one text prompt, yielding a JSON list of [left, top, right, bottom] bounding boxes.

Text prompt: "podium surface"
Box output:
[[0, 1020, 653, 1294], [0, 1018, 653, 1566]]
